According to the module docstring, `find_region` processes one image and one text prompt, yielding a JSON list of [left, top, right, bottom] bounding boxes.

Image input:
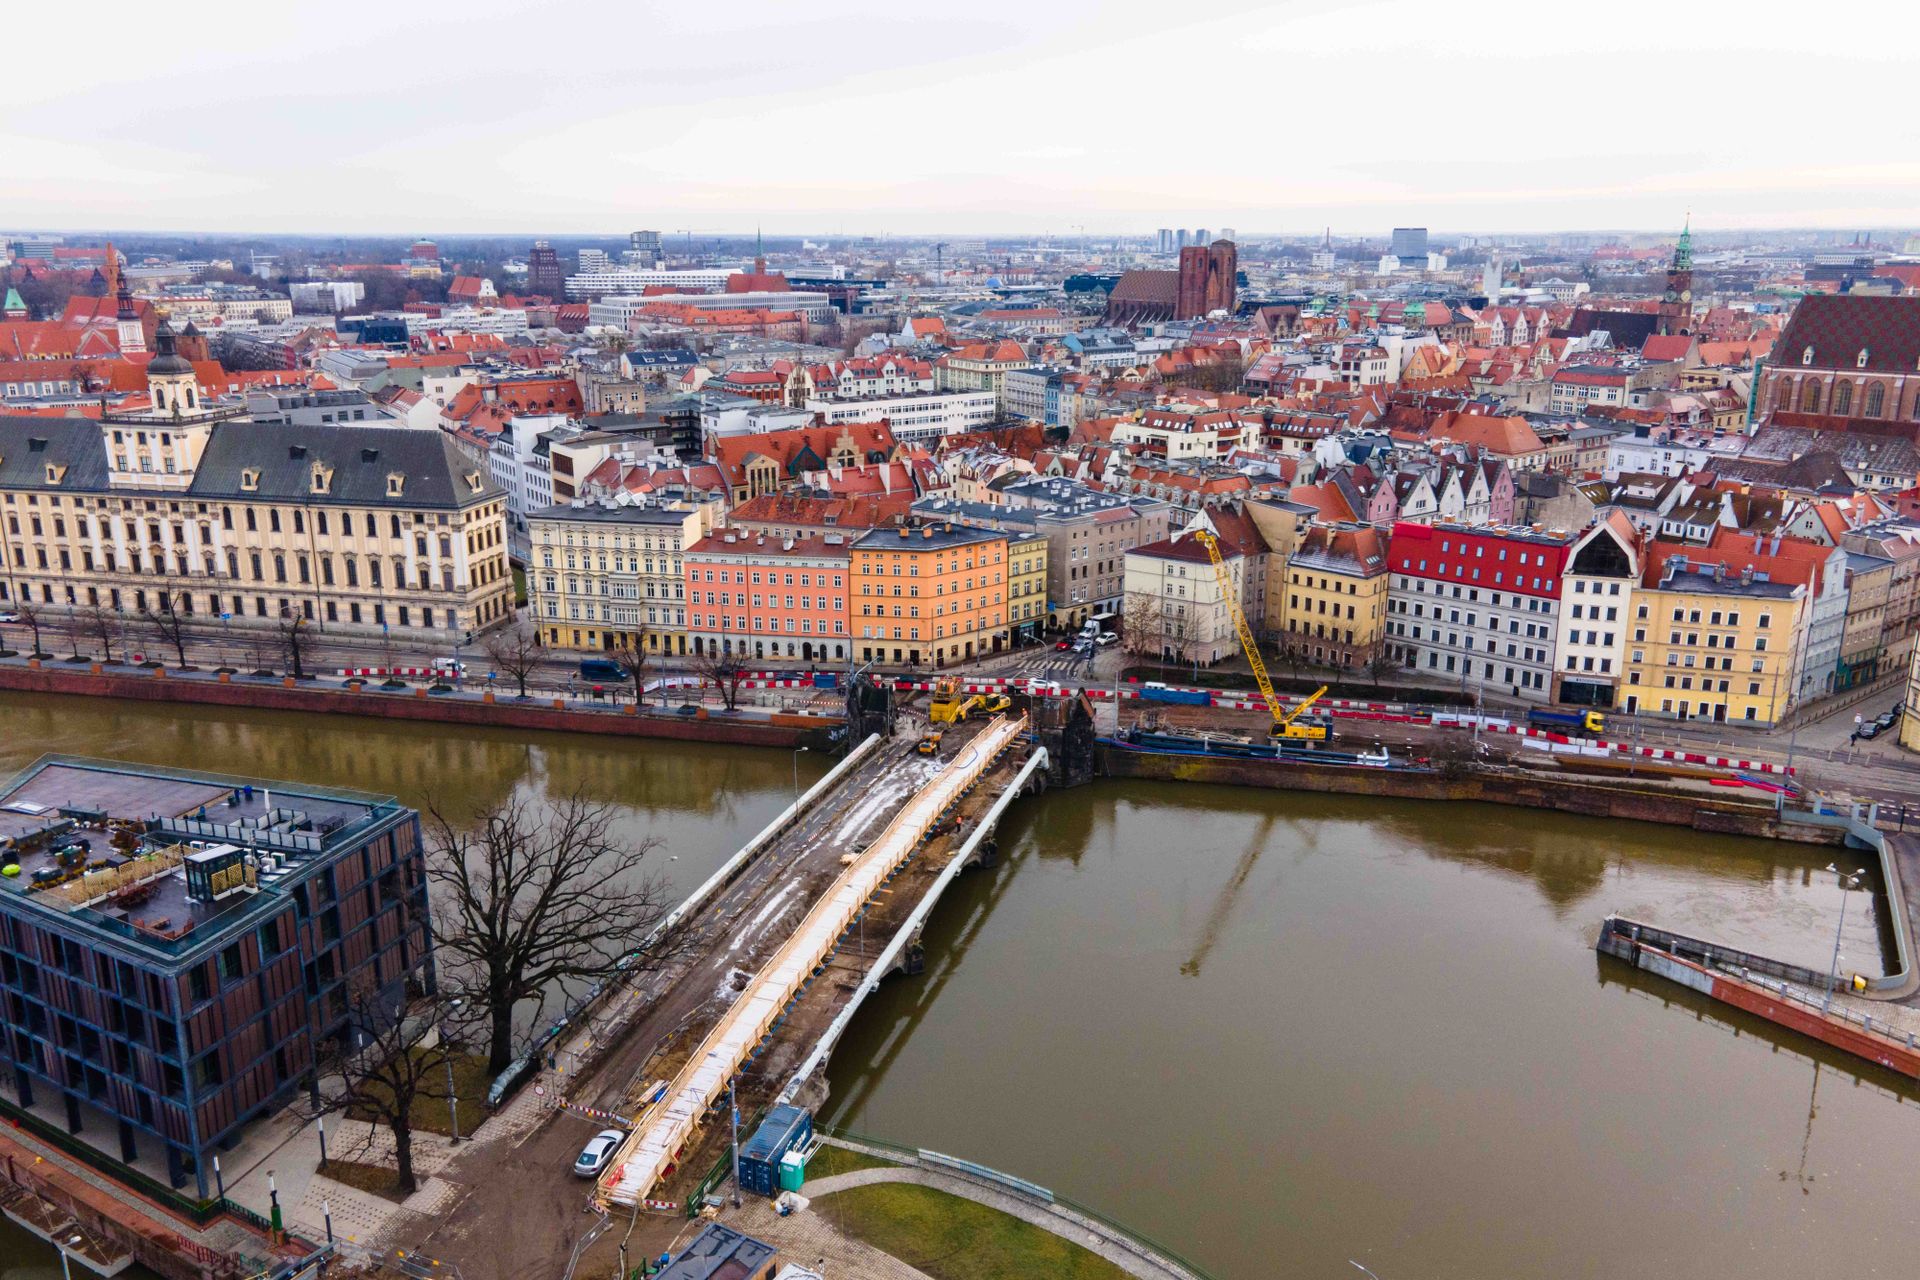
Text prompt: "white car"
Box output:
[[1095, 632, 1118, 646], [0, 612, 18, 625], [573, 1128, 626, 1178]]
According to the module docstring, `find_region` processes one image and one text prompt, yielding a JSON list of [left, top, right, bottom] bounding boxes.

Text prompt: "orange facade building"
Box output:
[[683, 530, 852, 662], [851, 523, 1011, 666]]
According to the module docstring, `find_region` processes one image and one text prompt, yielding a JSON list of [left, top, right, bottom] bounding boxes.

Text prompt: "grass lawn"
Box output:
[[806, 1142, 898, 1180], [346, 1050, 492, 1139], [317, 1157, 414, 1204], [817, 1183, 1130, 1280]]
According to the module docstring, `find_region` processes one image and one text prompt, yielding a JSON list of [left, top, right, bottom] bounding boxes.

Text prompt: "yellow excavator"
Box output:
[[1190, 529, 1333, 743], [929, 676, 986, 725]]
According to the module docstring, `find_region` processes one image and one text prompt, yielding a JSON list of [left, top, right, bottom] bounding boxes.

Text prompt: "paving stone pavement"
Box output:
[[722, 1197, 938, 1280]]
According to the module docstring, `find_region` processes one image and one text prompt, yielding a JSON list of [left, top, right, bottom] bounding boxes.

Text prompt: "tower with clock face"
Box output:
[[1658, 217, 1694, 336]]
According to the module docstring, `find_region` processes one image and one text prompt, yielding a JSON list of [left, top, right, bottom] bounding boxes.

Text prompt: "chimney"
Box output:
[[922, 526, 934, 539]]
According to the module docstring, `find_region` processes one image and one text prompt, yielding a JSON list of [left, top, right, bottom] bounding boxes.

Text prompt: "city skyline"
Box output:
[[8, 0, 1913, 237]]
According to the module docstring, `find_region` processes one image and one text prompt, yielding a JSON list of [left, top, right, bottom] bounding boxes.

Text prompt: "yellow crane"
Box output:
[[1189, 530, 1331, 742]]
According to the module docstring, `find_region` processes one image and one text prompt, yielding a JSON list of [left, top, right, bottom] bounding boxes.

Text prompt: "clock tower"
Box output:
[[1657, 216, 1693, 336]]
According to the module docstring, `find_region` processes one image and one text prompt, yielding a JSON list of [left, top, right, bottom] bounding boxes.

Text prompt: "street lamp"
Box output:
[[57, 1232, 82, 1280], [1822, 864, 1866, 1015], [443, 996, 466, 1143], [792, 746, 808, 802]]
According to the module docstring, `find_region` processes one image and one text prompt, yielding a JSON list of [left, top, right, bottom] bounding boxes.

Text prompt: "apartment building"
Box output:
[[526, 497, 717, 654], [1624, 557, 1804, 724], [0, 757, 431, 1196], [850, 523, 1011, 666], [682, 529, 852, 662], [1123, 534, 1246, 666], [933, 340, 1032, 415], [1552, 513, 1639, 707], [1006, 532, 1048, 643], [1384, 522, 1574, 701], [1278, 522, 1389, 669]]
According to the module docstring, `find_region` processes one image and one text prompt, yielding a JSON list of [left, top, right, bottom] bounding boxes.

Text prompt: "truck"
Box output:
[[928, 677, 984, 725], [1527, 707, 1606, 736]]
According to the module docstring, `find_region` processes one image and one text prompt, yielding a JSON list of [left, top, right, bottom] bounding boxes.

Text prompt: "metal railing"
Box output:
[[817, 1125, 1220, 1280]]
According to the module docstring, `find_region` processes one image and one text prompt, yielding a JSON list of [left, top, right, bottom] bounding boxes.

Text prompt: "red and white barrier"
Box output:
[[336, 666, 457, 678]]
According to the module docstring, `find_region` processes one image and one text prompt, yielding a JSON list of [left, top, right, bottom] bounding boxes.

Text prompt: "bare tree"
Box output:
[[606, 631, 650, 705], [1274, 637, 1308, 683], [139, 579, 195, 668], [693, 649, 748, 712], [76, 604, 122, 663], [425, 792, 679, 1075], [1121, 594, 1161, 660], [304, 976, 454, 1196], [1364, 649, 1397, 690], [481, 621, 544, 698], [8, 599, 50, 657], [277, 608, 310, 679]]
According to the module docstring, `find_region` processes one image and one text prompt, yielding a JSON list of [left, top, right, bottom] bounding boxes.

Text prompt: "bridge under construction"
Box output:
[[593, 711, 1043, 1211]]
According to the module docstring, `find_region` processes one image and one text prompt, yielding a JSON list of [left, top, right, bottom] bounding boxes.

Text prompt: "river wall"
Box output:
[[1096, 745, 1840, 844], [0, 663, 840, 750]]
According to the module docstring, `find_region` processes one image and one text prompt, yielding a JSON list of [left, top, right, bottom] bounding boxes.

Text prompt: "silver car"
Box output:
[[573, 1128, 626, 1178]]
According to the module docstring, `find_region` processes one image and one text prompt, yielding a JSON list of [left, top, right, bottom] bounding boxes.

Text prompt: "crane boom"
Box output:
[[1190, 530, 1330, 742], [1191, 530, 1283, 728]]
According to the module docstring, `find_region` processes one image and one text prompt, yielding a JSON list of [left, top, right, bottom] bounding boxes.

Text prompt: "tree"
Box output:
[[1364, 649, 1398, 690], [606, 631, 650, 705], [424, 792, 679, 1075], [76, 604, 122, 663], [1274, 637, 1308, 682], [277, 608, 310, 678], [481, 621, 544, 698], [8, 599, 49, 657], [693, 649, 748, 712], [1121, 594, 1161, 659], [304, 976, 454, 1196], [139, 580, 195, 668]]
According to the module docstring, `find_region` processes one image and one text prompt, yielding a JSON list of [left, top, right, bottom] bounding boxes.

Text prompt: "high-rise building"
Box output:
[[528, 240, 564, 298], [1176, 229, 1191, 249], [629, 229, 664, 266], [1156, 228, 1174, 254], [1219, 227, 1236, 243], [577, 248, 612, 274], [1195, 228, 1211, 246], [1391, 227, 1429, 260]]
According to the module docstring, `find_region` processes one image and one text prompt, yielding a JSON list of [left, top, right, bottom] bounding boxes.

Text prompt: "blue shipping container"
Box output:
[[1141, 685, 1211, 706], [738, 1105, 813, 1199]]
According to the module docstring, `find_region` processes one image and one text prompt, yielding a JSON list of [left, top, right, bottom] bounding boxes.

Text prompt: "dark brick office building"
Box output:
[[0, 756, 434, 1195]]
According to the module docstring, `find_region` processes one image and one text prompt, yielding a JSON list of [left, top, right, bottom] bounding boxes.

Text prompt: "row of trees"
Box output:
[[3, 592, 314, 675], [481, 621, 750, 708]]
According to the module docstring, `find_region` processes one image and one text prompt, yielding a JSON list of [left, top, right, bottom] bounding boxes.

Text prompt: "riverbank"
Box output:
[[0, 659, 841, 749], [1096, 741, 1834, 843]]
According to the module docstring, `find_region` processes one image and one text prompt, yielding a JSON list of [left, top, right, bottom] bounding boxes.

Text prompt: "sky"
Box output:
[[6, 0, 1916, 238]]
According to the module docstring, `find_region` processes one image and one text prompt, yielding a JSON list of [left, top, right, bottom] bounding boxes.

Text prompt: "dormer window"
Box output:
[[1857, 349, 1870, 369], [44, 463, 65, 484], [387, 472, 406, 497], [310, 463, 333, 495], [1802, 346, 1814, 366], [240, 468, 260, 492], [464, 471, 484, 494]]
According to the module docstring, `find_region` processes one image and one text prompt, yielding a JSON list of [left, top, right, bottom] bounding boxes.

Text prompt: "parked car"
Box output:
[[1859, 721, 1882, 740], [1053, 639, 1074, 651], [1876, 711, 1897, 730], [573, 1129, 627, 1178], [1072, 638, 1093, 654], [1095, 632, 1119, 646], [0, 612, 19, 624]]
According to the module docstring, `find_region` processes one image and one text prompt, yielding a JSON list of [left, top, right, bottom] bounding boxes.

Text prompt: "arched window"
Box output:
[[1833, 382, 1853, 415], [1801, 381, 1821, 412], [1865, 382, 1885, 417]]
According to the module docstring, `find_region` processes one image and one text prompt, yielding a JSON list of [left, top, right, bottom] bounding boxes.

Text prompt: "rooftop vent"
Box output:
[[362, 448, 380, 463]]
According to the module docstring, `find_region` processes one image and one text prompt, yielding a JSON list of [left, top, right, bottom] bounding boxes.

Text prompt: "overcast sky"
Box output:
[[7, 0, 1913, 238]]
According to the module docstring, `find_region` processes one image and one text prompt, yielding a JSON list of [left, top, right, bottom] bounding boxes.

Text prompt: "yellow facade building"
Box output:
[[1625, 561, 1806, 725]]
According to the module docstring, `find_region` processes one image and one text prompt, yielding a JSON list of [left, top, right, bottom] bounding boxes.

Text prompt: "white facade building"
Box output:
[[805, 391, 995, 443]]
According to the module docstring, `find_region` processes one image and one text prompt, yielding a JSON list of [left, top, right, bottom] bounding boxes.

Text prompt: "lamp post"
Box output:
[[316, 1114, 329, 1168], [56, 1232, 83, 1280], [1822, 864, 1866, 1015], [443, 996, 466, 1143], [792, 746, 808, 802], [213, 1153, 225, 1201], [728, 1079, 742, 1209]]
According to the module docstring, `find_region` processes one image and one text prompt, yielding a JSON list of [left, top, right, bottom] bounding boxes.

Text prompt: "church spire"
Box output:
[[754, 225, 765, 276], [1673, 213, 1692, 272]]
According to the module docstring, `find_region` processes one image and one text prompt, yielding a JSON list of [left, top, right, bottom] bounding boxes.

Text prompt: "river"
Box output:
[[1, 692, 1915, 1279]]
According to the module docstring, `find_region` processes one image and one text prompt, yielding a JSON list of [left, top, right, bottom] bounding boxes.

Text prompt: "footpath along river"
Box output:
[[1, 691, 1915, 1278]]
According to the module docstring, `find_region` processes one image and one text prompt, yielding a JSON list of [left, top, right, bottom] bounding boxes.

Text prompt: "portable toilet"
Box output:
[[778, 1149, 807, 1192]]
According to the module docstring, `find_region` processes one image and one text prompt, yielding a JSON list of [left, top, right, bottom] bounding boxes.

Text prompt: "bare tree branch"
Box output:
[[481, 621, 544, 699], [138, 578, 195, 668], [606, 630, 650, 705], [424, 791, 682, 1075], [692, 650, 747, 712]]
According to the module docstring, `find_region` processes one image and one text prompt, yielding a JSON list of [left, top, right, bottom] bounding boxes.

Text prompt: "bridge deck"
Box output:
[[601, 715, 1028, 1208]]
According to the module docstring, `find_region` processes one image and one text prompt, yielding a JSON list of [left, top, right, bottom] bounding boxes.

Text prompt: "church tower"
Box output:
[[1658, 217, 1693, 336], [115, 274, 146, 355], [145, 321, 201, 418]]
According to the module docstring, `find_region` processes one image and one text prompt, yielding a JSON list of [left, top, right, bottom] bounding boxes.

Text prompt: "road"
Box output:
[[408, 724, 947, 1280]]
